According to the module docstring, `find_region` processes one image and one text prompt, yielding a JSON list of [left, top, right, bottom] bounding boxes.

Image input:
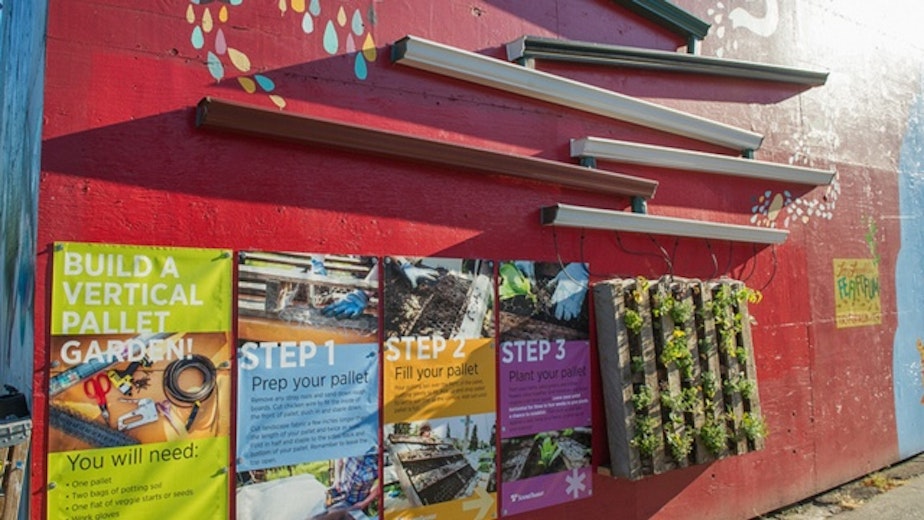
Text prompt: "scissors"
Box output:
[[83, 373, 112, 422]]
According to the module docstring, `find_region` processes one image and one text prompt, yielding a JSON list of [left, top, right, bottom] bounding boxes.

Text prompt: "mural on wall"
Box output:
[[705, 0, 779, 57], [185, 0, 378, 109], [893, 70, 924, 458]]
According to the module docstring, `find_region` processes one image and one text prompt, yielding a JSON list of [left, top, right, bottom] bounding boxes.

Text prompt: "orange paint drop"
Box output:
[[238, 77, 257, 94]]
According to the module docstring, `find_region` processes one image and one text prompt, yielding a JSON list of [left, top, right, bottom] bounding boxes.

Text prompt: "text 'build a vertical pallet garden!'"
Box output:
[[594, 276, 766, 480]]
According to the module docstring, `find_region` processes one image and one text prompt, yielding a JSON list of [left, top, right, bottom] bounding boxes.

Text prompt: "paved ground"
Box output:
[[758, 455, 924, 519]]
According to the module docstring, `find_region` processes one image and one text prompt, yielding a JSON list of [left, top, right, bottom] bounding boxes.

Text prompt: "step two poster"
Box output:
[[381, 257, 497, 520]]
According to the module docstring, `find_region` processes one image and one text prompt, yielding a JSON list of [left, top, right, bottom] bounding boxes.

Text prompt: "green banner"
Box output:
[[51, 242, 232, 335]]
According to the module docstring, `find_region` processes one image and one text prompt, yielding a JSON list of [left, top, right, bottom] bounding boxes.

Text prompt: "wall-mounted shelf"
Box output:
[[194, 97, 659, 199], [391, 35, 763, 152], [572, 137, 836, 186], [541, 203, 788, 244], [507, 36, 829, 86], [612, 0, 710, 52]]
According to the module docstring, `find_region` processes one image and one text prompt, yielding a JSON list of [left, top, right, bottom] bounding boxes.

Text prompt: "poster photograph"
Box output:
[[497, 260, 593, 516], [382, 257, 497, 520], [235, 251, 380, 520], [46, 242, 233, 520]]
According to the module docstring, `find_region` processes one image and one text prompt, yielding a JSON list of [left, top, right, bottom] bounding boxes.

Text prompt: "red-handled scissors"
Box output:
[[83, 373, 112, 422]]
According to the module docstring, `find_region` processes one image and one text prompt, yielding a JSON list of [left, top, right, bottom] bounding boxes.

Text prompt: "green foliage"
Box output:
[[665, 429, 694, 462], [701, 371, 717, 401], [740, 413, 768, 442], [631, 415, 660, 457], [538, 436, 562, 468], [630, 355, 645, 375], [632, 384, 653, 411], [498, 262, 535, 302], [698, 420, 728, 456], [624, 309, 643, 334]]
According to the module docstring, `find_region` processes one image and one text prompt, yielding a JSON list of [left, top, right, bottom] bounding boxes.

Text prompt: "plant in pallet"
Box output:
[[698, 419, 729, 456], [630, 385, 660, 457], [739, 412, 768, 442]]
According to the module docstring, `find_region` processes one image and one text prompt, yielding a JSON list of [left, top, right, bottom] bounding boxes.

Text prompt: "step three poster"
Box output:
[[235, 252, 380, 520], [382, 257, 497, 520], [497, 261, 593, 516], [46, 242, 233, 520]]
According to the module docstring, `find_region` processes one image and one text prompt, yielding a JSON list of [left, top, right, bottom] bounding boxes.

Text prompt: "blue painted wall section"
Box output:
[[0, 0, 46, 394], [894, 71, 924, 458]]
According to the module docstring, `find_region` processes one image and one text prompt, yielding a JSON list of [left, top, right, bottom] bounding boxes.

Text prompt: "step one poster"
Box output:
[[497, 261, 593, 516], [46, 242, 233, 520], [235, 252, 380, 520], [381, 257, 497, 520]]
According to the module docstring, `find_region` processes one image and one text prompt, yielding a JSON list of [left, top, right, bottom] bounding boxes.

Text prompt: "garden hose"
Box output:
[[163, 355, 217, 432]]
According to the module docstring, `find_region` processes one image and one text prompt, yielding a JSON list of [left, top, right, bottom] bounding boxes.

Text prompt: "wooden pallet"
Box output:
[[594, 276, 765, 480]]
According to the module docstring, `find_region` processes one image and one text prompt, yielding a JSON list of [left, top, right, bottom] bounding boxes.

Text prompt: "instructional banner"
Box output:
[[497, 261, 593, 516], [382, 257, 497, 520], [235, 252, 379, 520], [47, 242, 233, 520]]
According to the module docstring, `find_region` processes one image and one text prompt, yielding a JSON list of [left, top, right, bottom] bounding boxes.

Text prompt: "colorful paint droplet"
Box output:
[[346, 35, 356, 53], [191, 26, 205, 49], [354, 53, 368, 80], [219, 5, 228, 23], [228, 0, 242, 5], [227, 48, 252, 72], [291, 0, 305, 13], [278, 0, 286, 15], [207, 52, 224, 81], [202, 8, 214, 32], [351, 9, 364, 35], [270, 95, 286, 109], [767, 193, 784, 222], [309, 0, 320, 16], [362, 33, 376, 61], [186, 4, 196, 24], [254, 74, 275, 92], [337, 6, 347, 26], [323, 20, 339, 54], [302, 12, 314, 33], [215, 28, 227, 54], [238, 76, 257, 93], [367, 5, 376, 26]]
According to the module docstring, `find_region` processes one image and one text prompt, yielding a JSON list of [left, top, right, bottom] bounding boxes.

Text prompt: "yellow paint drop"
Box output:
[[238, 77, 257, 94], [337, 6, 347, 26], [291, 0, 306, 13], [269, 95, 287, 109], [278, 0, 286, 15], [362, 33, 377, 61], [219, 5, 228, 23], [202, 8, 214, 33], [186, 5, 195, 24], [767, 193, 784, 222], [227, 48, 252, 72]]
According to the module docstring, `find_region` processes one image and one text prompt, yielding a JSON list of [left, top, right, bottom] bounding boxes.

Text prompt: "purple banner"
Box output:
[[497, 261, 593, 516]]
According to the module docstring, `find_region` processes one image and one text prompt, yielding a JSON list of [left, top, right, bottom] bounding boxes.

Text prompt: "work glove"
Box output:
[[310, 255, 328, 276], [550, 263, 589, 321], [400, 262, 438, 289], [513, 260, 535, 282], [322, 290, 368, 318]]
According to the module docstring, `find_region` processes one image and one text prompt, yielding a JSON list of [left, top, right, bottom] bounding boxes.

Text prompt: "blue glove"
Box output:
[[310, 255, 328, 276], [513, 260, 535, 282], [322, 290, 368, 318], [400, 262, 438, 289], [550, 263, 589, 321]]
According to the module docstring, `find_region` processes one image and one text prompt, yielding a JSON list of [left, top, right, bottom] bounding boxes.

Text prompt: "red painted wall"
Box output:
[[35, 0, 918, 518]]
